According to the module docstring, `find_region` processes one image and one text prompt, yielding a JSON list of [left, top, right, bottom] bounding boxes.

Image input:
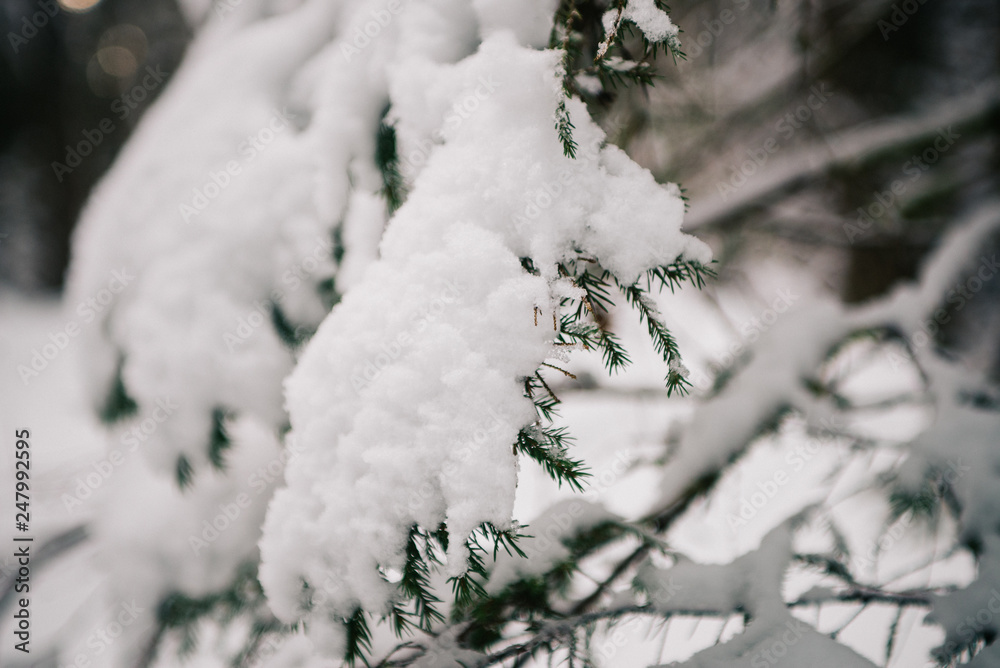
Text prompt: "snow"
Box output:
[[33, 0, 1000, 665], [639, 525, 877, 667], [87, 415, 287, 666], [66, 0, 344, 476], [656, 297, 848, 511], [632, 204, 1000, 666], [473, 0, 559, 48], [622, 0, 680, 45], [259, 24, 706, 637], [488, 499, 622, 594], [598, 0, 680, 60]]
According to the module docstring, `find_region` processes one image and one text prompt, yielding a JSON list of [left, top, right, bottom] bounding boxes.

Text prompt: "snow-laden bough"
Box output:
[[258, 18, 709, 657]]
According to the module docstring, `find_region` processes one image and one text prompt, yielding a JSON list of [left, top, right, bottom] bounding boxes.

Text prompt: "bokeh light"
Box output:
[[96, 45, 138, 78], [86, 24, 149, 96], [58, 0, 103, 12]]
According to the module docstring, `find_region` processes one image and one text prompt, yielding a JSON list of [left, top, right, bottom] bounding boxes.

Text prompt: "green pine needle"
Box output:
[[570, 267, 616, 317], [525, 373, 562, 421], [555, 99, 578, 159], [480, 522, 529, 560], [450, 571, 488, 610], [596, 58, 660, 89], [516, 427, 590, 492], [344, 609, 373, 667], [176, 454, 194, 489], [399, 526, 445, 632], [449, 522, 530, 611], [99, 358, 138, 424], [558, 319, 632, 373], [208, 407, 232, 470], [375, 120, 407, 214], [647, 259, 717, 293], [889, 484, 941, 522], [270, 303, 308, 348], [617, 282, 680, 361]]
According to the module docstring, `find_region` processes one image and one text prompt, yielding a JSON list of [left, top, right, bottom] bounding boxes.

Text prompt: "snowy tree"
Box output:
[[5, 1, 1000, 668]]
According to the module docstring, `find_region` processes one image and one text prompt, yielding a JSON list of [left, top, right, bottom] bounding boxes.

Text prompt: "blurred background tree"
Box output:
[[0, 0, 187, 290], [612, 0, 999, 372], [4, 0, 997, 341]]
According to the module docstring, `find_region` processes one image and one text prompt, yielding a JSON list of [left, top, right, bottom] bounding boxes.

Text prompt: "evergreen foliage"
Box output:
[[294, 3, 714, 664], [99, 358, 139, 424]]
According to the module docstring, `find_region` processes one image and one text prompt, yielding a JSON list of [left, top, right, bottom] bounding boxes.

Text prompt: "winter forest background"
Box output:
[[1, 0, 999, 667]]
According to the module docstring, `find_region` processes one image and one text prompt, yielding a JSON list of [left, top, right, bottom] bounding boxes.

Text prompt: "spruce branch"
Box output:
[[175, 454, 194, 489], [540, 362, 577, 379], [516, 427, 590, 492], [153, 563, 274, 664], [557, 318, 632, 373], [525, 373, 561, 422], [593, 0, 684, 87], [451, 569, 489, 612], [344, 608, 374, 667], [398, 526, 446, 633], [595, 1, 625, 62], [480, 522, 530, 561], [646, 258, 717, 293], [534, 371, 560, 407], [556, 99, 579, 159], [208, 407, 232, 470], [564, 264, 615, 317], [615, 280, 690, 396], [449, 522, 533, 616], [327, 0, 705, 656], [375, 119, 407, 214], [595, 57, 660, 89], [99, 357, 138, 424], [271, 303, 310, 347]]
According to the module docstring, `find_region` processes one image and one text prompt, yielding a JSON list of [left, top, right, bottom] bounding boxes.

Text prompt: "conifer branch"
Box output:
[[557, 318, 632, 373], [567, 266, 615, 317], [397, 526, 445, 632], [616, 280, 690, 395], [646, 258, 717, 293], [344, 608, 374, 667], [271, 303, 310, 347], [540, 362, 577, 379], [516, 427, 590, 492], [175, 455, 194, 489], [100, 357, 138, 424], [524, 375, 560, 422], [207, 407, 232, 470], [153, 563, 275, 664], [450, 522, 529, 613], [555, 99, 579, 159], [375, 119, 406, 214]]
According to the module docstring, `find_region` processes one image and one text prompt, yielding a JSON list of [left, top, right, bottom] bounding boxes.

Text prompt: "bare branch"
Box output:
[[685, 81, 1000, 232]]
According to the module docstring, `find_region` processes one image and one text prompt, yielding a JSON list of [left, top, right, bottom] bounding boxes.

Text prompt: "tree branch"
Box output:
[[685, 80, 1000, 232]]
